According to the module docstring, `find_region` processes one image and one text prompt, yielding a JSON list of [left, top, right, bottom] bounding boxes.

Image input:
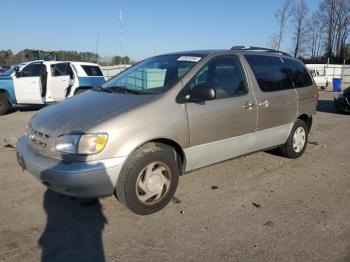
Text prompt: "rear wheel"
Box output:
[[0, 94, 10, 116], [115, 143, 179, 215], [279, 119, 308, 159]]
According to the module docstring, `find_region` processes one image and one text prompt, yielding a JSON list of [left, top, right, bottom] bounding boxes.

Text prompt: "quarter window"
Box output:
[[81, 65, 103, 76], [245, 55, 293, 92], [187, 56, 248, 99], [21, 63, 43, 77], [284, 59, 313, 88]]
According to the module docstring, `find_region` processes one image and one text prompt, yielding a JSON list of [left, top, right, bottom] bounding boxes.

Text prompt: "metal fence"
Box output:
[[306, 64, 350, 90], [100, 64, 131, 79]]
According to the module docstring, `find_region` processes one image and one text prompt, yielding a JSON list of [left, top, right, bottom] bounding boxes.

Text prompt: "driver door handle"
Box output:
[[242, 101, 255, 110]]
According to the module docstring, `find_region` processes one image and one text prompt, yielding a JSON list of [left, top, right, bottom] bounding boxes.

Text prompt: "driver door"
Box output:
[[184, 56, 258, 170], [13, 62, 44, 104], [50, 63, 72, 101]]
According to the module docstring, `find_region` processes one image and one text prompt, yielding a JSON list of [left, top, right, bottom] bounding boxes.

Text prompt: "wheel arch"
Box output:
[[0, 89, 11, 103], [133, 138, 186, 175], [297, 114, 313, 132]]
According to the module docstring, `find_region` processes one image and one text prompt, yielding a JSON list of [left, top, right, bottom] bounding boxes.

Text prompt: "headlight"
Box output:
[[55, 133, 108, 155], [78, 134, 108, 154]]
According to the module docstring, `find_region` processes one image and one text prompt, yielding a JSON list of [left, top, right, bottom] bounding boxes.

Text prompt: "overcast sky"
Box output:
[[1, 0, 322, 60]]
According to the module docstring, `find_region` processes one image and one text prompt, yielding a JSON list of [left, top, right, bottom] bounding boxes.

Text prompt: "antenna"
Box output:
[[119, 1, 124, 66], [95, 32, 100, 63]]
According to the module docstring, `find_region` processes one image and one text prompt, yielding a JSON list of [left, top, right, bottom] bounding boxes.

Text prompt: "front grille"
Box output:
[[27, 127, 50, 148]]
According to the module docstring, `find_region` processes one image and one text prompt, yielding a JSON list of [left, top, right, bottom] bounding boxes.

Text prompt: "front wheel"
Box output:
[[115, 143, 179, 215], [0, 94, 10, 116], [279, 120, 308, 159]]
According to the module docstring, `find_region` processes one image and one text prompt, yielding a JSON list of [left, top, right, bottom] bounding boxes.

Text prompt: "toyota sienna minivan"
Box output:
[[16, 47, 318, 215]]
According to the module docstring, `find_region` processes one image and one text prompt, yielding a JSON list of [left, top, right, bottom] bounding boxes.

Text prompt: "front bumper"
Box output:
[[16, 137, 126, 198]]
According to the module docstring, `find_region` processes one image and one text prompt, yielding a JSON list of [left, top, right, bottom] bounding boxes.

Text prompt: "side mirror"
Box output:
[[14, 67, 21, 78], [190, 85, 216, 102]]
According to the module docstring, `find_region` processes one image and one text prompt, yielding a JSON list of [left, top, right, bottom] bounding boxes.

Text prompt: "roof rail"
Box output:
[[230, 46, 292, 57]]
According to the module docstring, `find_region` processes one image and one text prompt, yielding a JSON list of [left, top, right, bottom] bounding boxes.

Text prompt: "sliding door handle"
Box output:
[[258, 100, 270, 108]]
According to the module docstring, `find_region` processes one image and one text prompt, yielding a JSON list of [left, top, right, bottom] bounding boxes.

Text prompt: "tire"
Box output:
[[115, 143, 180, 215], [0, 94, 9, 116], [279, 119, 308, 159]]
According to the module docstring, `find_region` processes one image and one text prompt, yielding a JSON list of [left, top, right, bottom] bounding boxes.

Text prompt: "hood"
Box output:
[[0, 75, 13, 80], [30, 90, 154, 137]]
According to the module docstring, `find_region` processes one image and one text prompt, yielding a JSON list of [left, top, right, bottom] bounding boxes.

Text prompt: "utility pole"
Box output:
[[95, 32, 100, 63], [119, 0, 124, 67]]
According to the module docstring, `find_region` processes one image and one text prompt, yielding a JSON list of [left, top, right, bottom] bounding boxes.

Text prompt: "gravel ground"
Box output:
[[0, 91, 349, 262]]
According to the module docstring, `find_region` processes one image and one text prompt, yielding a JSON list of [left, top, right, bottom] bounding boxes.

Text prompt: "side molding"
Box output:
[[184, 123, 293, 172]]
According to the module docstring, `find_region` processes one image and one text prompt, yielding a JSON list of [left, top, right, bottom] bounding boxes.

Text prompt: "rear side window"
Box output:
[[81, 65, 103, 76], [284, 59, 313, 88], [51, 63, 71, 76], [245, 55, 293, 92]]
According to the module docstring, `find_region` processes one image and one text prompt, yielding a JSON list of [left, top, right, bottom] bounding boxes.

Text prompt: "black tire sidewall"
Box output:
[[0, 94, 9, 115], [117, 144, 179, 215], [284, 120, 309, 158]]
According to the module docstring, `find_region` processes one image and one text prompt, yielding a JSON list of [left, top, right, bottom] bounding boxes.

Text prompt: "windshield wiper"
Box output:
[[92, 86, 113, 93], [105, 86, 142, 95]]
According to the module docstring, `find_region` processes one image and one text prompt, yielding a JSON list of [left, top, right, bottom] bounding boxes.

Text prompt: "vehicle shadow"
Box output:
[[38, 157, 111, 262], [8, 105, 47, 114], [39, 191, 107, 262], [317, 99, 338, 114]]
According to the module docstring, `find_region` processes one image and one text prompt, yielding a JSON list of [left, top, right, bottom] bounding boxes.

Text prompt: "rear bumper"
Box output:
[[16, 137, 126, 198], [334, 97, 350, 113]]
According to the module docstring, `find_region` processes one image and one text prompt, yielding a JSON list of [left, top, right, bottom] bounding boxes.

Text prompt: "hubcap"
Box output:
[[292, 127, 306, 153], [136, 162, 171, 204]]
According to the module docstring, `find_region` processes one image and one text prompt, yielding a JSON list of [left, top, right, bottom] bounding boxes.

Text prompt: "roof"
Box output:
[[161, 47, 292, 58]]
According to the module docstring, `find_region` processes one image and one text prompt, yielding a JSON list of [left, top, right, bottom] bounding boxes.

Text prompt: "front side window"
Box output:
[[284, 59, 313, 88], [81, 65, 103, 76], [21, 63, 43, 77], [102, 54, 202, 94], [245, 55, 293, 92], [187, 56, 248, 99]]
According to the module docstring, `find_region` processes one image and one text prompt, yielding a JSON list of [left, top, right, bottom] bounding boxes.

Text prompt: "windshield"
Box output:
[[101, 54, 203, 94], [2, 67, 14, 76]]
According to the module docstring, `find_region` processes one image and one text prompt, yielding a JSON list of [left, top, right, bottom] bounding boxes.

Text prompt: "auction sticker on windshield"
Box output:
[[177, 56, 202, 62]]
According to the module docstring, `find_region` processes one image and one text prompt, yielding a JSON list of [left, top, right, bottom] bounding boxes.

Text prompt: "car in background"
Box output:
[[334, 87, 350, 113], [309, 68, 328, 90], [0, 66, 10, 75], [0, 61, 106, 115]]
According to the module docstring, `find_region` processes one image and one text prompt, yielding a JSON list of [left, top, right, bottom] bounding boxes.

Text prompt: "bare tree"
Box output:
[[334, 0, 350, 59], [291, 0, 309, 57], [318, 0, 350, 60], [275, 0, 293, 50], [320, 0, 340, 58], [306, 12, 326, 60], [268, 33, 280, 50]]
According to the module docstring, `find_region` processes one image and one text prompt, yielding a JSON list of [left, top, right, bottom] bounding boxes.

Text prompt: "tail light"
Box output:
[[314, 90, 319, 101]]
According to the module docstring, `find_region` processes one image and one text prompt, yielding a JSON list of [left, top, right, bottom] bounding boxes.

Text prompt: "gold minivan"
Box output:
[[16, 47, 318, 215]]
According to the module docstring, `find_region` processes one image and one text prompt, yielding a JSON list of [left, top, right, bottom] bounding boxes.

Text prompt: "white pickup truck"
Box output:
[[309, 68, 328, 90], [0, 60, 106, 115]]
